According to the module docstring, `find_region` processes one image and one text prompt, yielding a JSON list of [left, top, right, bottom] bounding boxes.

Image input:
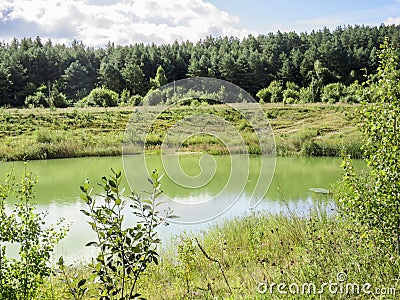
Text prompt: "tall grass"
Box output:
[[135, 211, 398, 299], [38, 210, 398, 299]]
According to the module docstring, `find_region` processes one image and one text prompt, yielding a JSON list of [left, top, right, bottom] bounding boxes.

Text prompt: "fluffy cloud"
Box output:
[[0, 0, 252, 46], [385, 16, 400, 25]]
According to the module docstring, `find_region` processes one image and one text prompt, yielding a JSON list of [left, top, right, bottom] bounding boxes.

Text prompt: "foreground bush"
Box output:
[[54, 169, 174, 300], [0, 167, 67, 300], [337, 40, 400, 256]]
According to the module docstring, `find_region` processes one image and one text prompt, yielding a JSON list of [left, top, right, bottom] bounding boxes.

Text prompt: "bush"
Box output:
[[79, 87, 119, 107], [268, 81, 284, 102], [320, 82, 346, 103], [120, 88, 131, 103], [283, 88, 300, 104], [256, 88, 271, 103], [143, 89, 165, 105], [76, 169, 174, 299], [129, 94, 143, 106], [25, 91, 49, 108], [0, 168, 67, 299], [298, 86, 313, 103], [256, 81, 283, 103], [342, 81, 362, 103], [51, 91, 69, 108]]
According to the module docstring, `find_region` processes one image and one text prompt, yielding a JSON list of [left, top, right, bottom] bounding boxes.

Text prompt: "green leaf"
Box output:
[[80, 209, 90, 217], [109, 179, 117, 188], [57, 256, 64, 266], [132, 246, 141, 253], [86, 241, 98, 247], [77, 278, 87, 288]]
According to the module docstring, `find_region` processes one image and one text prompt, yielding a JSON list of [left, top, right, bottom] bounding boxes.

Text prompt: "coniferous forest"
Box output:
[[1, 24, 400, 107]]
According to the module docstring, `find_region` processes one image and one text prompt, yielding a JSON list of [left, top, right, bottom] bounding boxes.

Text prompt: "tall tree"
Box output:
[[338, 40, 400, 256], [62, 60, 93, 101], [121, 63, 146, 95], [150, 65, 168, 89]]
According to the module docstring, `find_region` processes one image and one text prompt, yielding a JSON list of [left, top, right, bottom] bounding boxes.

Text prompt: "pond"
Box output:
[[0, 155, 363, 262]]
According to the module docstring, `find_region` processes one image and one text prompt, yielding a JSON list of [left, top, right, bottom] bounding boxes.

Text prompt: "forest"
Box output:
[[1, 24, 400, 107]]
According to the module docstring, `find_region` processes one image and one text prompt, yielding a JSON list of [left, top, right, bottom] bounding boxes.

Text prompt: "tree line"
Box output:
[[1, 24, 400, 107]]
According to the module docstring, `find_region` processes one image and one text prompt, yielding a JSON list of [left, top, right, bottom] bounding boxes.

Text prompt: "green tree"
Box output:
[[337, 40, 400, 256], [150, 65, 168, 89], [61, 61, 93, 101], [0, 168, 67, 300], [98, 60, 125, 93], [121, 63, 146, 95], [0, 63, 11, 105]]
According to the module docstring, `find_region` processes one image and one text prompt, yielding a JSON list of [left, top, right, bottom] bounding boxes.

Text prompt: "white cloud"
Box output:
[[0, 0, 253, 46], [385, 16, 400, 24]]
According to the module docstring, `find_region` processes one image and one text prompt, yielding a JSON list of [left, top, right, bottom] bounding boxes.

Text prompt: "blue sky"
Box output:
[[208, 0, 400, 32], [1, 0, 400, 46]]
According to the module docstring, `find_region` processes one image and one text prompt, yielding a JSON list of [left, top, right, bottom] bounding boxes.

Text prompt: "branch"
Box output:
[[195, 238, 232, 295]]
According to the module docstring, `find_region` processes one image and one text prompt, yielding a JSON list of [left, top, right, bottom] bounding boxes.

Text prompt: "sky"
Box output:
[[0, 0, 400, 47]]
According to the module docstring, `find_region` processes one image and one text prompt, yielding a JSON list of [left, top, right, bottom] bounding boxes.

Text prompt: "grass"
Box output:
[[37, 210, 399, 299], [0, 103, 362, 161]]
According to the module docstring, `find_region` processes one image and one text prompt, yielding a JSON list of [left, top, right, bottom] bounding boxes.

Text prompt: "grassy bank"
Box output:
[[38, 211, 399, 299], [0, 104, 361, 161]]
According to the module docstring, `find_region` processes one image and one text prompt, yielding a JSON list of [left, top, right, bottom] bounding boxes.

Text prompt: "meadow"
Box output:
[[37, 210, 399, 299], [0, 103, 361, 161]]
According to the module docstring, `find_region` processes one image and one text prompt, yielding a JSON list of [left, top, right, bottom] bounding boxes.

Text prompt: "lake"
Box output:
[[0, 155, 362, 262]]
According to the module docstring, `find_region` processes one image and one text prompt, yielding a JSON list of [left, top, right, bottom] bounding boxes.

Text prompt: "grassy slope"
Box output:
[[0, 104, 361, 161]]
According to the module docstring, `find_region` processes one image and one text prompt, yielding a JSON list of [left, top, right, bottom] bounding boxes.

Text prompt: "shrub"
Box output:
[[320, 82, 346, 103], [80, 87, 119, 107], [256, 88, 271, 103], [342, 81, 362, 103], [143, 89, 165, 106], [25, 91, 49, 108], [336, 40, 400, 256], [298, 86, 313, 103], [120, 88, 131, 103], [256, 81, 283, 103], [129, 94, 143, 106], [0, 167, 67, 300], [283, 88, 300, 104], [77, 169, 174, 299], [51, 91, 69, 108]]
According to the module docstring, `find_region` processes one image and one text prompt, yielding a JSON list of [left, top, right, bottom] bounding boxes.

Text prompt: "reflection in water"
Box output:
[[0, 155, 364, 262]]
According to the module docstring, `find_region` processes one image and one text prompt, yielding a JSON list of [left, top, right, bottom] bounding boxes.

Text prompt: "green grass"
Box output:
[[37, 210, 399, 299], [0, 104, 362, 161]]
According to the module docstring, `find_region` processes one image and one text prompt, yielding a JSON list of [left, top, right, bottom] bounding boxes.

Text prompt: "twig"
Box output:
[[195, 238, 232, 295]]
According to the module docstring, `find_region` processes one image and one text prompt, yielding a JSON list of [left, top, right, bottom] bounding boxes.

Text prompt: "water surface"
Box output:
[[0, 155, 362, 262]]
